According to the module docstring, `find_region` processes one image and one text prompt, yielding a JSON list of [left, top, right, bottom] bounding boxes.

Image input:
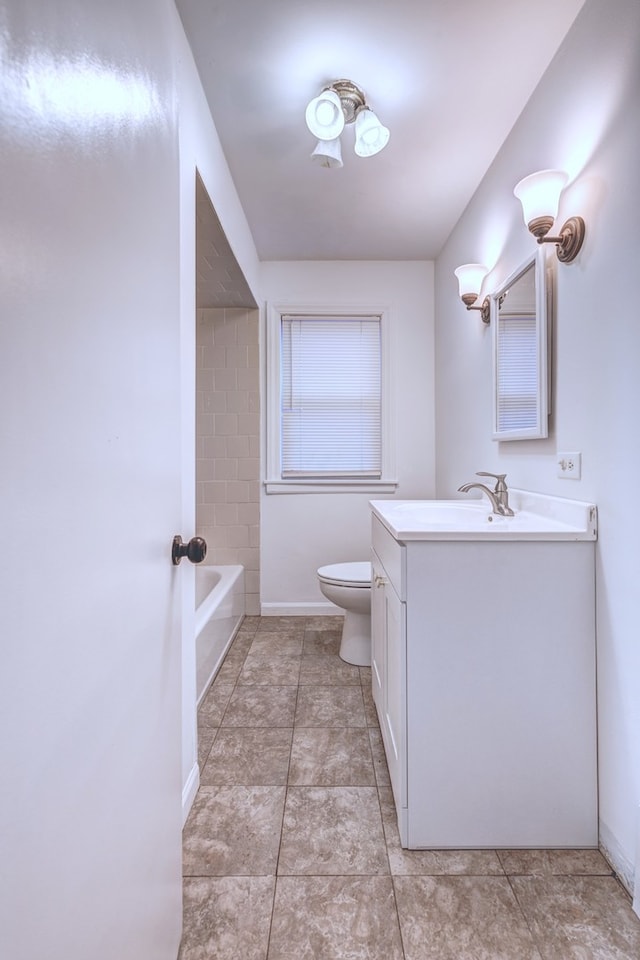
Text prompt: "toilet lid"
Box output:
[[317, 561, 372, 587]]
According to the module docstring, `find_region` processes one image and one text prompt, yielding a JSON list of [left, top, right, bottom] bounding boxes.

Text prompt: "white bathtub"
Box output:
[[195, 564, 245, 704]]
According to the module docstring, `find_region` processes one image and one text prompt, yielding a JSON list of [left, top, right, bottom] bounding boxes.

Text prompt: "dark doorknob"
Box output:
[[171, 535, 207, 566]]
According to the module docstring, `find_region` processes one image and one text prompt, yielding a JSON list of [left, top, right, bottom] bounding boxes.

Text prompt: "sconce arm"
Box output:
[[536, 216, 585, 263], [464, 296, 491, 324]]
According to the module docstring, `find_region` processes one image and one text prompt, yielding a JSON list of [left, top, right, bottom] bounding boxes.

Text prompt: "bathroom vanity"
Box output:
[[369, 491, 598, 849]]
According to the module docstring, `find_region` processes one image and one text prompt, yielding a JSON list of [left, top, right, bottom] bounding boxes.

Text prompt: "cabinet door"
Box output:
[[383, 579, 406, 810], [371, 552, 406, 811], [371, 550, 386, 712]]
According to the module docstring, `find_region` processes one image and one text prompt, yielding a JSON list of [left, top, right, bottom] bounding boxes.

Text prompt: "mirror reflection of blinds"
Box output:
[[280, 315, 382, 478], [496, 313, 538, 431]]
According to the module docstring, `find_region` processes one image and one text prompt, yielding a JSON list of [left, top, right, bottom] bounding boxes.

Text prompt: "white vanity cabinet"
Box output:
[[370, 503, 598, 850]]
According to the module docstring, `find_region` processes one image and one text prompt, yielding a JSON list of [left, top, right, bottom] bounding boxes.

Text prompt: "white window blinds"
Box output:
[[495, 313, 537, 432], [280, 315, 382, 478]]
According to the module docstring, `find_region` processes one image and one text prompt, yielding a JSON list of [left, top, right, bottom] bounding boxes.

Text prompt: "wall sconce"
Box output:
[[454, 263, 490, 323], [305, 79, 390, 166], [513, 169, 585, 263]]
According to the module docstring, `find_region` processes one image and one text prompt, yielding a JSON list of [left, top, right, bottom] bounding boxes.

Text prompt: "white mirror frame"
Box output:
[[490, 248, 553, 441]]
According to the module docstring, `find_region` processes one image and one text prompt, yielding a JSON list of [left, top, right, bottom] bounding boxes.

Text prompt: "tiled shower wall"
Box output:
[[196, 307, 260, 615]]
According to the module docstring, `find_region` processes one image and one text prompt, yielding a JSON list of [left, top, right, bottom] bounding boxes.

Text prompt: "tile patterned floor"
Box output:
[[180, 615, 640, 960]]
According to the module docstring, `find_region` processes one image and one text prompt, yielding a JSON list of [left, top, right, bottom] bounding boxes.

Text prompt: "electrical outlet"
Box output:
[[557, 451, 582, 479]]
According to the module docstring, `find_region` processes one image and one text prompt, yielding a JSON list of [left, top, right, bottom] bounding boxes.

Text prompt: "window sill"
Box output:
[[264, 479, 399, 495]]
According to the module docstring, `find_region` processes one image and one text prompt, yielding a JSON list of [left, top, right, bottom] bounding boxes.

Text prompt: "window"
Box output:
[[266, 304, 396, 493]]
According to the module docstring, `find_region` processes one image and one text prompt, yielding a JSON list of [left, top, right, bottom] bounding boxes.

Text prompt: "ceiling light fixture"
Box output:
[[513, 169, 585, 263], [310, 136, 343, 169], [306, 79, 389, 165], [454, 263, 491, 323]]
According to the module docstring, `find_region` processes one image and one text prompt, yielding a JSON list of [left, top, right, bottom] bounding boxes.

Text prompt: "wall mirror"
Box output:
[[491, 249, 552, 441]]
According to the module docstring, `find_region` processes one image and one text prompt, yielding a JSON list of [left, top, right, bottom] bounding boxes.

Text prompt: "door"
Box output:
[[0, 3, 184, 958]]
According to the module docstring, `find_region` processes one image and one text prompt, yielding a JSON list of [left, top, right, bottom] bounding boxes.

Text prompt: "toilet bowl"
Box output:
[[317, 561, 372, 666]]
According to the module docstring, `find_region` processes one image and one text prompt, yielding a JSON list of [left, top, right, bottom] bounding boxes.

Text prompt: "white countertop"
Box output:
[[370, 489, 598, 541]]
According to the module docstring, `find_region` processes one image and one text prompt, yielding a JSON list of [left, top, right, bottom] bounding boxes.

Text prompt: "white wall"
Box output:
[[173, 9, 261, 814], [260, 260, 434, 611], [434, 0, 640, 892]]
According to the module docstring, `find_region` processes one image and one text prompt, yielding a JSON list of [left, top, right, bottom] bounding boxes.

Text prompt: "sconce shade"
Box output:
[[310, 136, 343, 168], [513, 169, 568, 238], [354, 108, 390, 157], [454, 263, 488, 304], [305, 88, 345, 140]]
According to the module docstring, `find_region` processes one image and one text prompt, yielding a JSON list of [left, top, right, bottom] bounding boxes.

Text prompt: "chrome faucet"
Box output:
[[457, 472, 515, 517]]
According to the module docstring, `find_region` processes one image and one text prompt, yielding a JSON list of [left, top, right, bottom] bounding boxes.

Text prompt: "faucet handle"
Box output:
[[476, 471, 507, 489]]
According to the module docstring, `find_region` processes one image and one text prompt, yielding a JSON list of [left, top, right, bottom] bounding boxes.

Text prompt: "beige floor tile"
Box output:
[[511, 875, 640, 959], [379, 787, 505, 876], [295, 685, 366, 727], [229, 632, 255, 657], [267, 876, 404, 959], [179, 876, 274, 960], [368, 727, 391, 785], [249, 633, 304, 657], [222, 685, 297, 727], [182, 617, 631, 960], [288, 727, 375, 785], [197, 725, 218, 767], [362, 684, 380, 726], [304, 615, 344, 631], [215, 656, 245, 684], [258, 616, 306, 635], [238, 654, 301, 685], [198, 683, 235, 728], [298, 654, 361, 685], [394, 875, 542, 960], [359, 665, 373, 684], [200, 728, 293, 785], [302, 628, 341, 656], [278, 786, 389, 875], [183, 785, 286, 876], [499, 848, 613, 876]]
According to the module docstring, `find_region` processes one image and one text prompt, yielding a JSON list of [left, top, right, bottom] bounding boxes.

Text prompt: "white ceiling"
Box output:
[[177, 0, 585, 265]]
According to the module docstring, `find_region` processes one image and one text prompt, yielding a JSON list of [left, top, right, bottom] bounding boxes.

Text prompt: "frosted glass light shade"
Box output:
[[354, 108, 390, 157], [310, 136, 343, 168], [513, 169, 568, 227], [305, 89, 345, 140], [454, 263, 488, 301]]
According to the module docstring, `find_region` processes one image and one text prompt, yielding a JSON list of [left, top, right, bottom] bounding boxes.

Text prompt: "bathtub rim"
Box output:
[[195, 563, 244, 637]]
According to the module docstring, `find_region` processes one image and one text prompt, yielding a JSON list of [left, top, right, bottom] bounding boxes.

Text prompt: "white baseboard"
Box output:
[[260, 601, 340, 616], [599, 817, 635, 900], [182, 762, 200, 826]]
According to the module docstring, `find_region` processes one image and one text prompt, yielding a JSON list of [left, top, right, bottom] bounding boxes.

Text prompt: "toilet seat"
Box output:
[[317, 561, 372, 588]]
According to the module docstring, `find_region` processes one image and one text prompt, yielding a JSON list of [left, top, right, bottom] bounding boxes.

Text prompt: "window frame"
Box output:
[[265, 302, 397, 494]]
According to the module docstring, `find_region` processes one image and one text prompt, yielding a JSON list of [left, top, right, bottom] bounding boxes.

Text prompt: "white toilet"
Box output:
[[316, 561, 372, 666]]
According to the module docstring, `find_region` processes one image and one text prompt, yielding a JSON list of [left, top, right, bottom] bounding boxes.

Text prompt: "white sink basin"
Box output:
[[370, 491, 598, 541], [388, 500, 493, 525]]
